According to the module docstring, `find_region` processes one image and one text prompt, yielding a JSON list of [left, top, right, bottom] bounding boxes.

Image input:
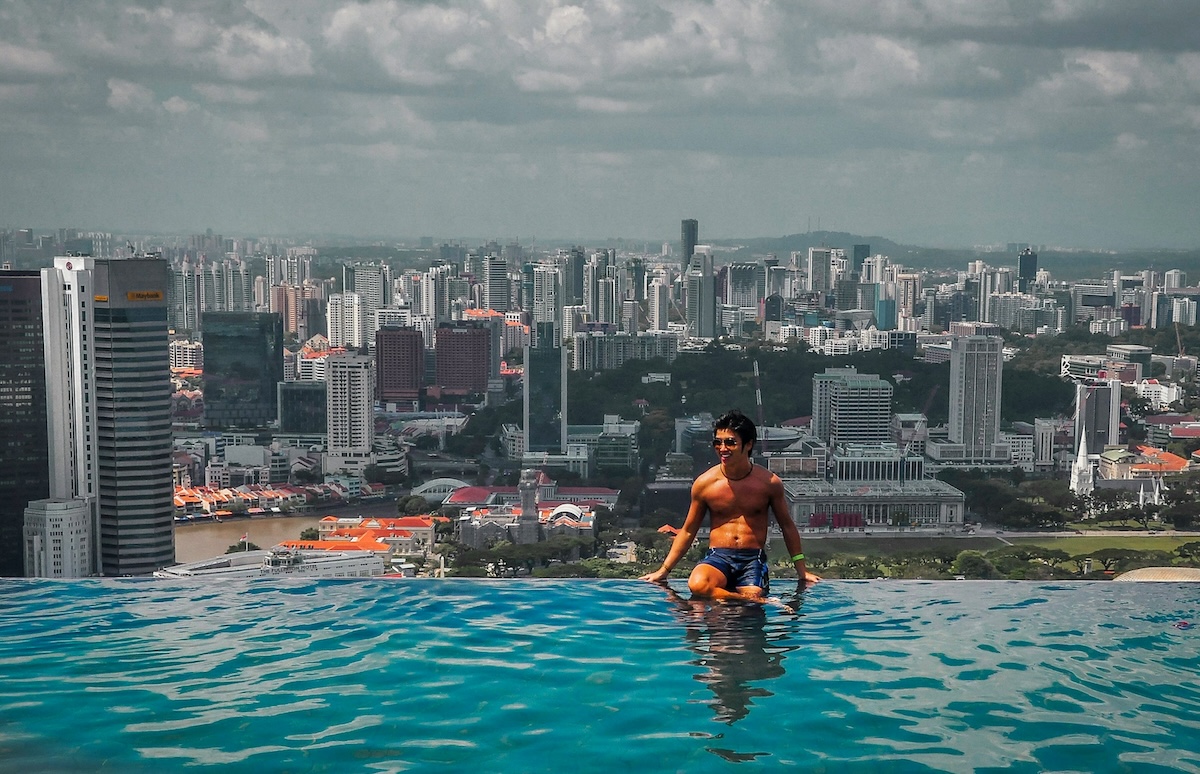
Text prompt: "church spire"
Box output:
[[1070, 432, 1093, 497]]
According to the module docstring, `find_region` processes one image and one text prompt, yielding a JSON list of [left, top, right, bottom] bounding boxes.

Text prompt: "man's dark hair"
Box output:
[[714, 409, 757, 454]]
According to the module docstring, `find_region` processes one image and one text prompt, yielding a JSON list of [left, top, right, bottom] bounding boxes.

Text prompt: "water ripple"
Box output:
[[1, 579, 1199, 772]]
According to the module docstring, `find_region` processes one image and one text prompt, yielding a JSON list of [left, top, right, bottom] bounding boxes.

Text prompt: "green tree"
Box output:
[[291, 467, 322, 484], [1090, 548, 1140, 573], [953, 550, 1000, 579], [299, 527, 320, 540], [397, 495, 431, 515], [1177, 541, 1200, 560], [225, 541, 262, 554], [641, 507, 684, 529]]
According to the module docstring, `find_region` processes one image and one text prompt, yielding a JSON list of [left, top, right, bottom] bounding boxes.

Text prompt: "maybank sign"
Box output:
[[126, 290, 163, 301]]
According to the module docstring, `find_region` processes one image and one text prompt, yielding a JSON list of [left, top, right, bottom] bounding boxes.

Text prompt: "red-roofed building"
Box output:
[[443, 472, 618, 512], [318, 515, 436, 555], [1098, 444, 1191, 480], [456, 469, 598, 552]]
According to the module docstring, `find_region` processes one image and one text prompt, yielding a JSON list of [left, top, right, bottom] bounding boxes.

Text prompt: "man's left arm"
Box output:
[[769, 476, 820, 586]]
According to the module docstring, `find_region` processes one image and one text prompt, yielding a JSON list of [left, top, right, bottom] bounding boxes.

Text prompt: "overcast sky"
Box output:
[[2, 1, 1198, 249]]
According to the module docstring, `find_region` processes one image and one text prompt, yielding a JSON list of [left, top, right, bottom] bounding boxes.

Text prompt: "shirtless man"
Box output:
[[640, 410, 820, 600]]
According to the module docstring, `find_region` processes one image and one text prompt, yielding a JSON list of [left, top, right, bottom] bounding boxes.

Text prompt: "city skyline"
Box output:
[[2, 2, 1199, 250]]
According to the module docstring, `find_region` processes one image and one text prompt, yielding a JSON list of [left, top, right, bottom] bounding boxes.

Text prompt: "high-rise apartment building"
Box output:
[[201, 311, 284, 429], [376, 326, 424, 405], [0, 271, 50, 576], [41, 256, 174, 576], [325, 352, 375, 475], [595, 277, 619, 325], [328, 291, 365, 348], [343, 263, 393, 330], [170, 259, 202, 331]]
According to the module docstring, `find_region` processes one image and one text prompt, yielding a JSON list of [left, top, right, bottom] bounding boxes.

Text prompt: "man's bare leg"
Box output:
[[688, 565, 761, 602]]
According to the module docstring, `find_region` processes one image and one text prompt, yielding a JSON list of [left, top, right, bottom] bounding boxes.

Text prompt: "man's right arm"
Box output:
[[640, 477, 708, 583]]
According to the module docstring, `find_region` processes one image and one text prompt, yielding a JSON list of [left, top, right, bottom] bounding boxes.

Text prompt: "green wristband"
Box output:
[[791, 553, 805, 562]]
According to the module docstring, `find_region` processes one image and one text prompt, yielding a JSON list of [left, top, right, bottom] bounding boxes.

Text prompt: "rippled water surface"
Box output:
[[1, 579, 1198, 772]]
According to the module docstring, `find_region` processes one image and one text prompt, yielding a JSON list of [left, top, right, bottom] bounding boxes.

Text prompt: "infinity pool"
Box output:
[[1, 579, 1197, 772]]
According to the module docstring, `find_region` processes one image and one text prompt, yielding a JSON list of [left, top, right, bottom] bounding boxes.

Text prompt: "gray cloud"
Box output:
[[0, 0, 1197, 248]]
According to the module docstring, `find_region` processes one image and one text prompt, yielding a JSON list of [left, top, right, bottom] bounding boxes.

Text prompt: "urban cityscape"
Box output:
[[5, 4, 1200, 770], [4, 221, 1200, 581]]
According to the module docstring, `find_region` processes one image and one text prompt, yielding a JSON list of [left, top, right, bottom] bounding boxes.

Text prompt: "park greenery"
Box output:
[[434, 523, 1200, 580], [410, 320, 1200, 581]]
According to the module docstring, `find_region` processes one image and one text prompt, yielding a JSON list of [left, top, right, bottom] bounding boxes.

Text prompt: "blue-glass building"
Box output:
[[201, 312, 284, 429]]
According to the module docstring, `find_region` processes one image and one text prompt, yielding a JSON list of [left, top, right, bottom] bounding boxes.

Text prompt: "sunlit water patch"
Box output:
[[1, 579, 1197, 772]]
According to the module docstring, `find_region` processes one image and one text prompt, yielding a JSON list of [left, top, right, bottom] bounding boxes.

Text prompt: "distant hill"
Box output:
[[712, 231, 980, 271], [712, 231, 1200, 281]]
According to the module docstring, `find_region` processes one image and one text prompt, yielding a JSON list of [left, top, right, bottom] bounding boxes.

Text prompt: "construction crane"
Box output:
[[901, 384, 940, 456], [753, 359, 768, 455], [1176, 321, 1186, 357]]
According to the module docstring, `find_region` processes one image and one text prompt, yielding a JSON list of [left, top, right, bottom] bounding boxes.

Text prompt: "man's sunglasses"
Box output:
[[712, 438, 741, 448]]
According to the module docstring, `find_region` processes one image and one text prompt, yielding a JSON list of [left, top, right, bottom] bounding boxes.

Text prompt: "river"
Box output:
[[172, 499, 404, 564]]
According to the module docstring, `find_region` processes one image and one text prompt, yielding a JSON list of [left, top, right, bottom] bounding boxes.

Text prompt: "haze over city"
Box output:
[[2, 1, 1199, 249]]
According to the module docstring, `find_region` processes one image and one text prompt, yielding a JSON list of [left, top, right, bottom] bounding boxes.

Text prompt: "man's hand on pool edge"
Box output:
[[799, 570, 822, 588], [640, 568, 670, 584]]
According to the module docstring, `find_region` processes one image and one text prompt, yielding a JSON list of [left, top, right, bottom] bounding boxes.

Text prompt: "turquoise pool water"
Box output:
[[1, 579, 1197, 772]]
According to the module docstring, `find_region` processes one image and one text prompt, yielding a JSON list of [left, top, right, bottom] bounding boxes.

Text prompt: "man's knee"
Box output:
[[688, 566, 726, 596]]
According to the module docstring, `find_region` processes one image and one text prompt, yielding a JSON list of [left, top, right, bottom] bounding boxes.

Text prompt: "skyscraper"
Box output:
[[524, 322, 567, 454], [483, 255, 510, 312], [42, 256, 174, 576], [686, 248, 716, 338], [725, 263, 762, 308], [532, 264, 563, 335], [1074, 378, 1121, 454], [811, 367, 893, 447], [201, 311, 284, 429], [806, 248, 832, 293], [649, 279, 670, 331], [277, 381, 327, 435], [433, 323, 490, 396], [947, 335, 1004, 462], [852, 244, 870, 275], [1017, 248, 1038, 293], [376, 326, 424, 405], [681, 219, 698, 272], [0, 270, 50, 576]]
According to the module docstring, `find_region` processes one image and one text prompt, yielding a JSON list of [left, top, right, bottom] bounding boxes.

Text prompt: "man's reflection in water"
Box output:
[[663, 586, 802, 724]]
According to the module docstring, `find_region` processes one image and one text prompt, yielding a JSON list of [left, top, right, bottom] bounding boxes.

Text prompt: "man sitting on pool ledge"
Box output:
[[640, 410, 820, 601]]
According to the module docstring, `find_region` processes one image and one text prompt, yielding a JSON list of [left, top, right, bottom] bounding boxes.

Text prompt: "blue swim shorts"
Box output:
[[698, 548, 770, 593]]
